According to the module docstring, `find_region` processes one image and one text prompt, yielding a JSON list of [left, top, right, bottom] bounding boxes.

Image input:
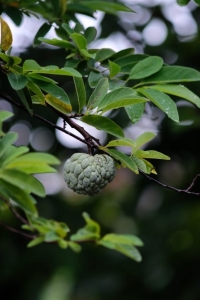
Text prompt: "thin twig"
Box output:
[[0, 221, 35, 239], [140, 171, 200, 196], [0, 93, 94, 147]]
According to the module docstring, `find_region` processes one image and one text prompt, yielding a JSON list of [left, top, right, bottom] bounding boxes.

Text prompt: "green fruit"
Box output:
[[63, 153, 116, 196]]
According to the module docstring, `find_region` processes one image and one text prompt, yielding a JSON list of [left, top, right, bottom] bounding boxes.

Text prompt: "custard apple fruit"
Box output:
[[63, 153, 116, 195]]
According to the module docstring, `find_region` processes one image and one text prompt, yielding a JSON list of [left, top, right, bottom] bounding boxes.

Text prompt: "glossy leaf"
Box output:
[[177, 0, 190, 5], [131, 156, 149, 173], [23, 59, 42, 72], [81, 1, 134, 14], [88, 71, 103, 87], [108, 60, 121, 78], [0, 145, 29, 167], [104, 138, 136, 148], [101, 233, 143, 246], [32, 79, 72, 112], [0, 17, 13, 51], [134, 150, 170, 160], [99, 240, 142, 261], [45, 93, 72, 114], [81, 115, 124, 138], [138, 88, 179, 122], [0, 169, 45, 197], [132, 132, 156, 154], [0, 110, 13, 123], [97, 88, 147, 113], [84, 26, 97, 43], [27, 80, 45, 105], [16, 89, 33, 115], [7, 73, 28, 90], [140, 66, 200, 85], [87, 78, 109, 109], [101, 148, 139, 174], [125, 102, 145, 124], [71, 33, 87, 50], [96, 48, 115, 62], [129, 56, 163, 80], [149, 84, 200, 108], [0, 132, 18, 157], [111, 48, 135, 61], [38, 37, 76, 50], [0, 178, 37, 215], [6, 153, 60, 174], [73, 77, 86, 112]]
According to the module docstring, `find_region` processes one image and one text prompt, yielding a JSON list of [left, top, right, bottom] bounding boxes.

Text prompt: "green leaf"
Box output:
[[137, 88, 179, 122], [140, 66, 200, 85], [61, 23, 74, 35], [7, 73, 28, 90], [0, 53, 21, 65], [58, 239, 68, 249], [125, 102, 145, 124], [88, 71, 103, 88], [73, 77, 86, 113], [111, 48, 135, 61], [38, 37, 76, 50], [84, 26, 97, 43], [134, 149, 170, 160], [70, 212, 101, 242], [5, 153, 60, 174], [129, 56, 163, 80], [32, 79, 72, 112], [27, 80, 45, 105], [81, 1, 134, 14], [131, 156, 149, 173], [99, 240, 142, 261], [0, 132, 18, 157], [81, 115, 124, 138], [29, 66, 81, 78], [68, 241, 82, 253], [23, 59, 42, 72], [34, 22, 51, 45], [101, 148, 139, 174], [0, 169, 46, 197], [0, 178, 37, 215], [101, 233, 143, 246], [0, 145, 29, 167], [45, 93, 72, 114], [108, 60, 121, 78], [97, 88, 147, 113], [71, 33, 87, 50], [177, 0, 190, 5], [27, 236, 45, 248], [44, 232, 60, 242], [104, 138, 136, 148], [16, 89, 33, 115], [132, 132, 156, 153], [0, 110, 13, 123], [96, 48, 115, 62], [87, 78, 109, 109], [149, 84, 200, 108]]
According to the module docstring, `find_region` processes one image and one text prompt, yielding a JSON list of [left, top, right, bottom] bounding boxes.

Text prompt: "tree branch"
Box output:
[[140, 171, 200, 196], [0, 93, 100, 149]]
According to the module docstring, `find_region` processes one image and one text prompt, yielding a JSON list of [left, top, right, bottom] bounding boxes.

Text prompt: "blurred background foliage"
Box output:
[[1, 0, 200, 299]]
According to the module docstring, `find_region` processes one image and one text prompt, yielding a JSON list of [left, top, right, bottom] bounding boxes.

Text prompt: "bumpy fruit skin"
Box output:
[[63, 153, 116, 196]]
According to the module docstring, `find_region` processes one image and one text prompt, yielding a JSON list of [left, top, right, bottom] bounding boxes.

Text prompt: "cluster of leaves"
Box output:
[[1, 8, 200, 174], [0, 111, 143, 261], [1, 0, 200, 261]]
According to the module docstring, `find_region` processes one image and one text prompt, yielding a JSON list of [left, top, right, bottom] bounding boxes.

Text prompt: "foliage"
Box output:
[[0, 0, 200, 265]]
